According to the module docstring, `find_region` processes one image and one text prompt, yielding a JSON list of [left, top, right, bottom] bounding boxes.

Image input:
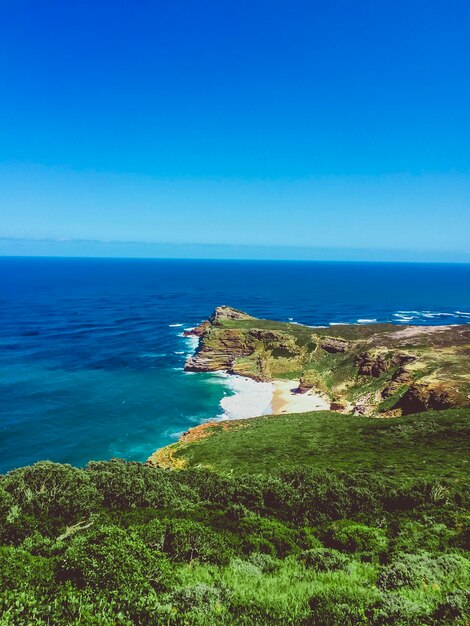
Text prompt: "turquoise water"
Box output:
[[1, 257, 470, 473]]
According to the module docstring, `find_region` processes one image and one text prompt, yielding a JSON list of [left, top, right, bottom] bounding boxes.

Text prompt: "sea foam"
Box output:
[[216, 372, 274, 420]]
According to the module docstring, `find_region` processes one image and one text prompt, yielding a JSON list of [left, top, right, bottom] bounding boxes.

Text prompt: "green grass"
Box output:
[[219, 318, 397, 341], [169, 408, 470, 480]]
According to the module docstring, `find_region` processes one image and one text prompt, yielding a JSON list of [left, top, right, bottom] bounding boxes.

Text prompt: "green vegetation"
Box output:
[[1, 407, 469, 624], [152, 408, 470, 479], [1, 310, 468, 624]]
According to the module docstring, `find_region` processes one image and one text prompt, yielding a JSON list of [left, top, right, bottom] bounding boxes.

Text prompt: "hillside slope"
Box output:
[[2, 410, 469, 625], [148, 407, 470, 479]]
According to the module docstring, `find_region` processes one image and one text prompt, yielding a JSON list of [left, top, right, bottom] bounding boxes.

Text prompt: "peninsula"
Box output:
[[148, 305, 470, 470], [184, 305, 470, 417]]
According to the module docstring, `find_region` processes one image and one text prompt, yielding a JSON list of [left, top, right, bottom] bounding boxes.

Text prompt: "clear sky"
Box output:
[[1, 0, 469, 261]]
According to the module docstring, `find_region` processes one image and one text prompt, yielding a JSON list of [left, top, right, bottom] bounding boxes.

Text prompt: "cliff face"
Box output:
[[184, 306, 470, 417], [185, 306, 301, 379], [185, 306, 259, 374]]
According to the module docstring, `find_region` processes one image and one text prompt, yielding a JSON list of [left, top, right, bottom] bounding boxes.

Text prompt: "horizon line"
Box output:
[[1, 237, 469, 264], [1, 254, 470, 266]]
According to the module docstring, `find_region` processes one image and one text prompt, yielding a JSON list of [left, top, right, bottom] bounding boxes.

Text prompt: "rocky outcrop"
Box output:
[[298, 377, 313, 394], [248, 329, 300, 357], [184, 320, 210, 337], [297, 370, 325, 394], [320, 337, 349, 353], [209, 305, 254, 325], [185, 327, 255, 373], [349, 390, 379, 415], [395, 382, 466, 415], [184, 306, 253, 338], [381, 366, 415, 398], [330, 401, 346, 411], [355, 351, 415, 379], [183, 305, 470, 417], [184, 307, 257, 373], [184, 308, 302, 379], [355, 351, 391, 377]]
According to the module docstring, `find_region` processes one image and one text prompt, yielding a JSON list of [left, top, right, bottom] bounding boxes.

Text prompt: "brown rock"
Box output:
[[209, 305, 254, 326], [381, 366, 415, 398], [395, 382, 465, 415], [320, 337, 349, 353], [355, 351, 389, 377], [183, 320, 210, 337], [297, 380, 312, 394], [330, 402, 345, 411], [185, 327, 255, 373]]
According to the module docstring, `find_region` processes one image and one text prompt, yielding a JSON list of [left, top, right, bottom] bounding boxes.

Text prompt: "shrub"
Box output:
[[2, 462, 100, 526], [169, 582, 230, 616], [57, 525, 173, 592], [393, 520, 456, 553], [371, 591, 433, 625], [247, 552, 280, 574], [309, 593, 371, 626], [86, 459, 176, 509], [232, 475, 266, 511], [299, 547, 349, 571], [260, 476, 299, 519], [162, 519, 234, 564], [0, 458, 468, 625], [324, 520, 388, 555], [280, 469, 352, 523], [176, 469, 235, 507], [0, 486, 13, 521], [133, 518, 166, 550], [433, 590, 470, 623], [0, 546, 55, 592], [377, 551, 470, 591], [240, 515, 299, 557]]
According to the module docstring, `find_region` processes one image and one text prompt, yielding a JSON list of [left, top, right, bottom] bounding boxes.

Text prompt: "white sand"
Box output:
[[215, 373, 329, 420], [272, 379, 330, 414]]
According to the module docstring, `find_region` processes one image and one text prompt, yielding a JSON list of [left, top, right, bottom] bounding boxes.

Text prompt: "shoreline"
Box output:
[[271, 379, 330, 414], [182, 325, 331, 421], [215, 371, 330, 420]]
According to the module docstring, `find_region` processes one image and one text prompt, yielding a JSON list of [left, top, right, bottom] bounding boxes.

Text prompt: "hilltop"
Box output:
[[148, 407, 470, 477]]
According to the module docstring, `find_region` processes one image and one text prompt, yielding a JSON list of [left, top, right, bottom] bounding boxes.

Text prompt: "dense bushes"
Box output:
[[57, 525, 174, 591], [0, 459, 469, 625], [324, 520, 389, 555]]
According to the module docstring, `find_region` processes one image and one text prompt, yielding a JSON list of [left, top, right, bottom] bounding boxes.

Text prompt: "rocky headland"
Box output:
[[183, 305, 470, 417]]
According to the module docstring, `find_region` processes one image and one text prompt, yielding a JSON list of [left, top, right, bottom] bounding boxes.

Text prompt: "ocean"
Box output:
[[1, 257, 470, 474]]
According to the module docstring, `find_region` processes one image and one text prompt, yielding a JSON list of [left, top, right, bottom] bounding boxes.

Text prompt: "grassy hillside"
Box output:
[[150, 408, 470, 480]]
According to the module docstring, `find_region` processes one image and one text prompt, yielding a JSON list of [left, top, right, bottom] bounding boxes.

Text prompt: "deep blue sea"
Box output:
[[1, 257, 470, 474]]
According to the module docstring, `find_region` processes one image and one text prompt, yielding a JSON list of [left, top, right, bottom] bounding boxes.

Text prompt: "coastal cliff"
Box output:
[[183, 306, 470, 417]]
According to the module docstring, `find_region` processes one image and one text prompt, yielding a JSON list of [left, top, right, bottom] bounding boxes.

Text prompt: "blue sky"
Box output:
[[1, 0, 469, 261]]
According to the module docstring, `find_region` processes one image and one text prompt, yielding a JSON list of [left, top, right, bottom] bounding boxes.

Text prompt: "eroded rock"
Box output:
[[395, 382, 465, 415], [209, 305, 254, 325], [355, 351, 390, 377], [320, 337, 350, 353]]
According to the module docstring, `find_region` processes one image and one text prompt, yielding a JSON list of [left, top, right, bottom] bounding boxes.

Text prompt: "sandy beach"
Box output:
[[217, 373, 330, 419], [271, 379, 330, 414]]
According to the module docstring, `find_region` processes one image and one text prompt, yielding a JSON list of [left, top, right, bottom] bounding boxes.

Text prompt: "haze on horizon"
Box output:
[[1, 1, 469, 263]]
